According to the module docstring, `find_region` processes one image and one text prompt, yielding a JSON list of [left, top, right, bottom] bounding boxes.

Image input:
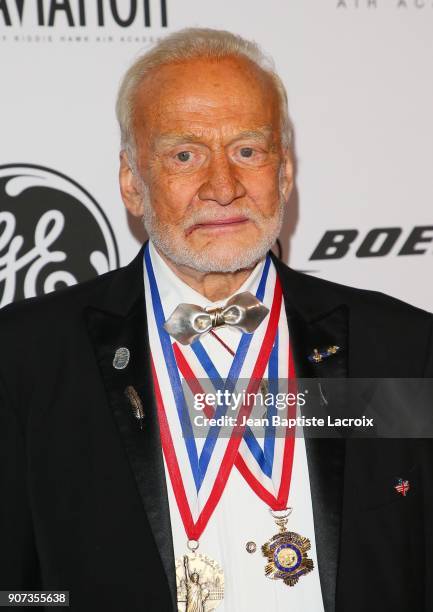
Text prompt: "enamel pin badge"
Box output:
[[307, 345, 340, 364], [394, 479, 410, 497], [261, 509, 314, 587]]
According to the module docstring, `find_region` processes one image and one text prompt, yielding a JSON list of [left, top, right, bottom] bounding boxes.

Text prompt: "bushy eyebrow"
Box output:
[[153, 126, 273, 150], [154, 133, 201, 149], [234, 127, 273, 141]]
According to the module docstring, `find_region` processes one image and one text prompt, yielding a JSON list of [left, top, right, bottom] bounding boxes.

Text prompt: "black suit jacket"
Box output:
[[0, 243, 432, 612]]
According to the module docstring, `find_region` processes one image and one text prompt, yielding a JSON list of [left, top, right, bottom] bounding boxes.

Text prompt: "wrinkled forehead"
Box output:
[[131, 56, 281, 143]]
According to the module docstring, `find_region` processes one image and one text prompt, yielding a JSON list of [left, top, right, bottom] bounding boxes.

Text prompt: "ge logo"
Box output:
[[0, 164, 120, 307]]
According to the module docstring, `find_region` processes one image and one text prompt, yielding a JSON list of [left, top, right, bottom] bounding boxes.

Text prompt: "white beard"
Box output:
[[138, 176, 286, 274]]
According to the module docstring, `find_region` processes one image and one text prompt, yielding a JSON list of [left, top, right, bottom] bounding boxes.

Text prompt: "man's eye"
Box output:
[[239, 147, 254, 158], [176, 151, 192, 162]]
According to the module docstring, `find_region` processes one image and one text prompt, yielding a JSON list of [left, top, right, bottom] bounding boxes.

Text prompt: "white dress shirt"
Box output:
[[143, 240, 324, 611]]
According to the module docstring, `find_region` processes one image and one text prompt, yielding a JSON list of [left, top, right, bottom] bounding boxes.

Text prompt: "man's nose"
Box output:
[[198, 153, 246, 205]]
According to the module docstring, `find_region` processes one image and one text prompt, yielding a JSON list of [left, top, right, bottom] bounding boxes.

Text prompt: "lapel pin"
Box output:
[[113, 346, 130, 369], [394, 478, 410, 497], [308, 345, 340, 364], [124, 385, 145, 429]]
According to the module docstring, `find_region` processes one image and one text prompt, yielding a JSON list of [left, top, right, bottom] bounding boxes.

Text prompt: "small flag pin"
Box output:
[[394, 478, 410, 497]]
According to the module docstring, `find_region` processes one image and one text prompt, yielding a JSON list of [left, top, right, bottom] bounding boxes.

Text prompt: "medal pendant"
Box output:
[[175, 542, 224, 611], [261, 508, 314, 587]]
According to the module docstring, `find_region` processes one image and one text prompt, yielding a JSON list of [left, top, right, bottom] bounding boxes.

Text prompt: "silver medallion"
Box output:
[[175, 553, 224, 611], [113, 346, 130, 369], [246, 541, 257, 554]]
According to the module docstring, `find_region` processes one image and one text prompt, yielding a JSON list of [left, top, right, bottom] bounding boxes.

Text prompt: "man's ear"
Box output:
[[119, 150, 145, 217], [279, 151, 294, 203]]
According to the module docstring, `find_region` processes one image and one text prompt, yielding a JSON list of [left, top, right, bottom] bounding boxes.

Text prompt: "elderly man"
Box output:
[[0, 28, 432, 612]]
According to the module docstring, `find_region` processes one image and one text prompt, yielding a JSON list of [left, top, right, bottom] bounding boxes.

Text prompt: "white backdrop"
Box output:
[[1, 0, 432, 310]]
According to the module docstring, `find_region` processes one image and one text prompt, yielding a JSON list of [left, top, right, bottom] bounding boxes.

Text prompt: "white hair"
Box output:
[[115, 27, 293, 169]]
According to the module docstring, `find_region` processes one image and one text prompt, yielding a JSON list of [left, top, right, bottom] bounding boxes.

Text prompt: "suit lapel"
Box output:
[[271, 253, 347, 612], [84, 245, 177, 611], [82, 244, 348, 612]]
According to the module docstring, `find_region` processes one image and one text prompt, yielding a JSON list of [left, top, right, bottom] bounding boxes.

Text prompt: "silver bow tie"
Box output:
[[163, 291, 269, 345]]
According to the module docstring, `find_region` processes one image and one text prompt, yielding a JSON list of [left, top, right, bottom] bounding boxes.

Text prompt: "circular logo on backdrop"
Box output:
[[0, 164, 120, 307]]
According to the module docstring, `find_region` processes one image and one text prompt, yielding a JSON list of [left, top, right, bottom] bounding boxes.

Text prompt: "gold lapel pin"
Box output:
[[308, 345, 340, 364], [327, 345, 339, 355], [312, 348, 322, 363]]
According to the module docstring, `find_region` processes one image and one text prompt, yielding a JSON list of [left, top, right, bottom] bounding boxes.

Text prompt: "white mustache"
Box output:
[[182, 208, 263, 229]]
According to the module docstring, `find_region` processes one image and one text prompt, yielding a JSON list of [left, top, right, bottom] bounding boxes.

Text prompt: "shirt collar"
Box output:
[[147, 240, 267, 320]]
